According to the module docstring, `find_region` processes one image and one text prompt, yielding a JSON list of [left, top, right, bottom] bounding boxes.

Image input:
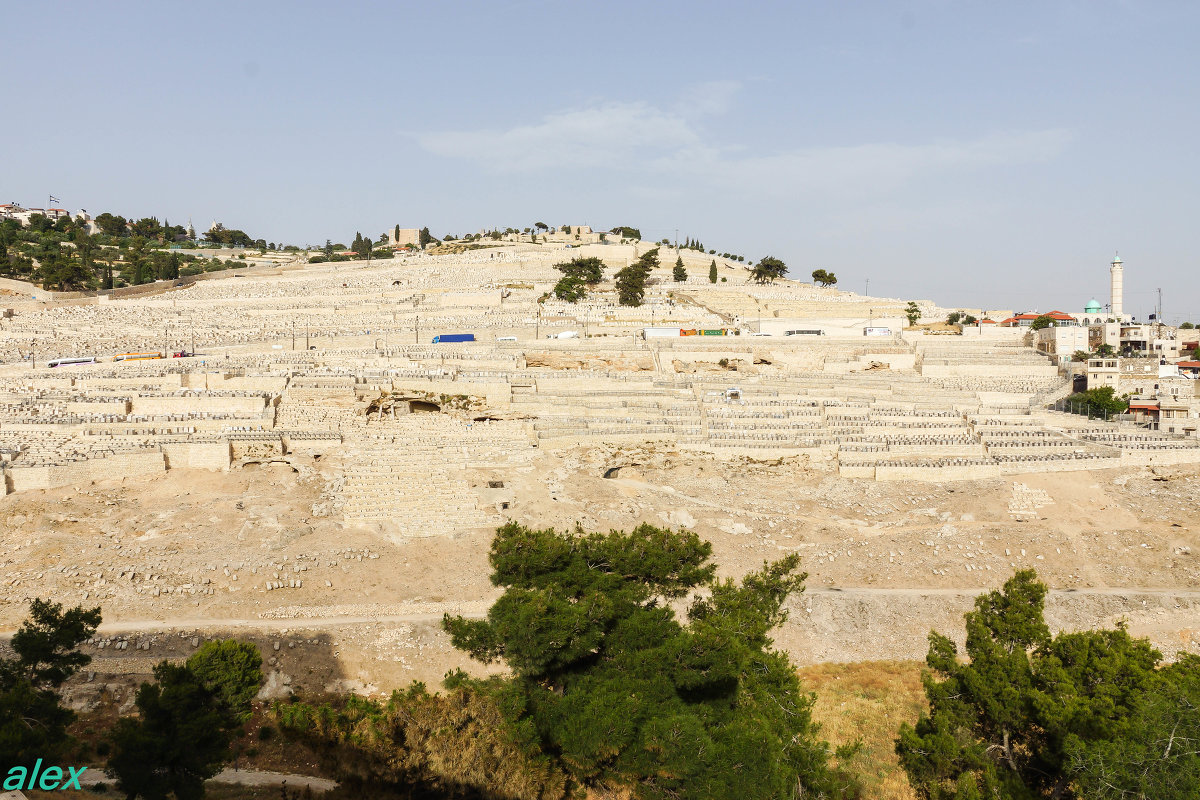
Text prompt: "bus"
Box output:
[[113, 352, 164, 362], [47, 356, 97, 368]]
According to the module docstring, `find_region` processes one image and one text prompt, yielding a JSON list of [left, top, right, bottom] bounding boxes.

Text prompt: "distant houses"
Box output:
[[0, 202, 72, 225]]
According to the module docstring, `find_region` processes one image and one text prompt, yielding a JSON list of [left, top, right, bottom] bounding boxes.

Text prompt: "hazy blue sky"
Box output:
[[3, 1, 1197, 319]]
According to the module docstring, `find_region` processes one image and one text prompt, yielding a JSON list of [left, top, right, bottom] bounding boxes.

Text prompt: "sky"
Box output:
[[3, 1, 1197, 320]]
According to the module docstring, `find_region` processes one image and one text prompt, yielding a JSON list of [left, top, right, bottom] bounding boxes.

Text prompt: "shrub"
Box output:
[[187, 639, 263, 723]]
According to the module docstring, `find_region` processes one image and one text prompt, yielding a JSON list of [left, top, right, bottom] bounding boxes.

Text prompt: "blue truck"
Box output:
[[431, 333, 476, 343]]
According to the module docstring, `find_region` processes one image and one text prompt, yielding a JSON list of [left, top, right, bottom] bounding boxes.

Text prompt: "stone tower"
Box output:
[[1109, 253, 1123, 317]]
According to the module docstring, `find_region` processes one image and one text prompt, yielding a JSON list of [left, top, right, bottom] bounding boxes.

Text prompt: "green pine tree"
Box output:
[[0, 600, 102, 771], [897, 570, 1165, 800], [442, 523, 857, 800]]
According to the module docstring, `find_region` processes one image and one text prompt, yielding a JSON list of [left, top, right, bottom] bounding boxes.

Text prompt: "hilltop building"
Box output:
[[387, 227, 419, 247], [1, 202, 74, 225]]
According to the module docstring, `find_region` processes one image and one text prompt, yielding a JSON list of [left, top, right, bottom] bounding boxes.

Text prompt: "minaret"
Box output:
[[1109, 253, 1123, 318]]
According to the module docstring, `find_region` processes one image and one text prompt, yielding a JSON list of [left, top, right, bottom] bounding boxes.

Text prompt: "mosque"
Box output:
[[1075, 253, 1130, 326], [998, 254, 1132, 328]]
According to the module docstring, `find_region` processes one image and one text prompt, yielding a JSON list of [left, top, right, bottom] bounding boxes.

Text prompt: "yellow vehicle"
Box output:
[[112, 352, 164, 362]]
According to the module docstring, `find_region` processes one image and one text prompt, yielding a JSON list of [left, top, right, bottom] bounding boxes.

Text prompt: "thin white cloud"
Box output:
[[659, 129, 1073, 196], [673, 79, 742, 116], [413, 97, 1072, 197], [415, 101, 699, 172]]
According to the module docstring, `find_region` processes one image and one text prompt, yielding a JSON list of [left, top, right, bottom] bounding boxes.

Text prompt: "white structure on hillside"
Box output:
[[1110, 253, 1124, 317]]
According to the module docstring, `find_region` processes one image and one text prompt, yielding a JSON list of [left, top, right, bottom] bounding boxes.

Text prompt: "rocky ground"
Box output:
[[2, 442, 1197, 701]]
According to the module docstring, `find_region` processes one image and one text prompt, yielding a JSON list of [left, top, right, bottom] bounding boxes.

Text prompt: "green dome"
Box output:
[[1085, 299, 1103, 314]]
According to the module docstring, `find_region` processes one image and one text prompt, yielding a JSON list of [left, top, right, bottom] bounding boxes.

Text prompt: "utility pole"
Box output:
[[865, 277, 870, 297]]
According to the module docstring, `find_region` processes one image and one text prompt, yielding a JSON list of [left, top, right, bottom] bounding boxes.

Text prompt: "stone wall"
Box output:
[[230, 436, 285, 460], [5, 450, 167, 492], [921, 363, 1059, 378], [65, 399, 132, 415], [874, 462, 1001, 481], [130, 395, 269, 416], [161, 441, 232, 470]]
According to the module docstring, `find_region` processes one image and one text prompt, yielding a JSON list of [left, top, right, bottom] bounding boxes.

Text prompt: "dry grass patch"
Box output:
[[798, 660, 927, 800]]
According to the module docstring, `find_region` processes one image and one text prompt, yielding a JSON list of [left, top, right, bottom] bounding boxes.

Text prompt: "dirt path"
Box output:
[[87, 610, 482, 634], [1, 587, 1186, 637], [79, 768, 337, 791]]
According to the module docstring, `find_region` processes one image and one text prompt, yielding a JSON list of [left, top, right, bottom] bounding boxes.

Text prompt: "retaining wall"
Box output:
[[5, 450, 167, 492], [161, 440, 232, 470], [130, 395, 269, 416]]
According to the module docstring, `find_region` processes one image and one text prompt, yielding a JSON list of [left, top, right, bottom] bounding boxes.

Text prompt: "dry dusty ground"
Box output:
[[0, 437, 1197, 707]]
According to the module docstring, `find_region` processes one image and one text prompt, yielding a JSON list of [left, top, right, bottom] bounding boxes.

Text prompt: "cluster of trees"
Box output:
[[552, 256, 605, 302], [458, 230, 504, 243], [750, 255, 787, 284], [349, 231, 388, 258], [203, 223, 262, 249], [91, 214, 191, 242], [946, 311, 978, 325], [614, 247, 659, 306], [898, 570, 1199, 800], [811, 268, 838, 287], [1, 216, 107, 289], [1060, 385, 1129, 419], [0, 600, 263, 799], [680, 236, 706, 251], [108, 640, 262, 799], [1, 211, 269, 291], [609, 225, 641, 240]]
